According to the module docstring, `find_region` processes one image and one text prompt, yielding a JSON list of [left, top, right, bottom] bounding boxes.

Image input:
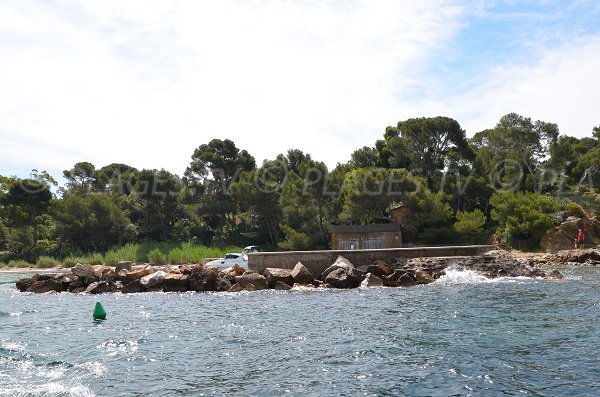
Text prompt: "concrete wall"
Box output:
[[248, 245, 494, 276]]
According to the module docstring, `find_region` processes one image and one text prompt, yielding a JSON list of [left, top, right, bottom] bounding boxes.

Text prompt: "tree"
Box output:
[[453, 209, 487, 240], [382, 117, 473, 189], [184, 139, 255, 197], [472, 113, 559, 192], [63, 162, 97, 194], [490, 191, 559, 249], [52, 194, 134, 252], [95, 163, 139, 195], [350, 146, 380, 168], [133, 169, 183, 241]]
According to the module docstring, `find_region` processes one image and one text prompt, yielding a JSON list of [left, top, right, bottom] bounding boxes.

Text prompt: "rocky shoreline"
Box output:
[[13, 248, 586, 294]]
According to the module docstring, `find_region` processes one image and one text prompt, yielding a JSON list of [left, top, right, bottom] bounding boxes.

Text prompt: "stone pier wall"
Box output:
[[248, 245, 494, 275]]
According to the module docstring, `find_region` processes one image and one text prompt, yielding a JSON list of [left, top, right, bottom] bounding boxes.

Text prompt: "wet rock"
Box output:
[[321, 255, 355, 280], [220, 264, 246, 283], [163, 273, 189, 292], [264, 268, 294, 288], [228, 284, 245, 292], [235, 273, 268, 290], [111, 281, 124, 292], [84, 281, 111, 294], [292, 283, 315, 289], [291, 262, 314, 285], [414, 268, 434, 284], [547, 269, 564, 279], [71, 287, 87, 294], [244, 283, 258, 291], [527, 269, 546, 278], [215, 276, 232, 292], [365, 260, 393, 278], [27, 278, 62, 293], [397, 273, 417, 287], [360, 273, 384, 288], [122, 280, 145, 293], [188, 267, 220, 292], [115, 261, 132, 273], [67, 277, 86, 292], [274, 281, 292, 290], [16, 277, 34, 292], [140, 270, 166, 289], [324, 268, 350, 288]]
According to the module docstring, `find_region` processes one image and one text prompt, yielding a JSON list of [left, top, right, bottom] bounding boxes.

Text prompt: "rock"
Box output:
[[292, 283, 315, 289], [16, 277, 34, 292], [244, 283, 257, 291], [321, 255, 355, 280], [67, 277, 86, 292], [111, 281, 124, 292], [228, 284, 245, 292], [84, 281, 111, 294], [163, 273, 189, 292], [397, 273, 417, 287], [382, 269, 405, 287], [27, 278, 62, 293], [188, 267, 220, 292], [124, 268, 148, 283], [365, 260, 393, 278], [71, 287, 87, 294], [235, 273, 268, 290], [324, 268, 349, 288], [547, 269, 564, 279], [215, 276, 232, 292], [291, 262, 314, 285], [115, 261, 132, 273], [413, 268, 435, 284], [55, 274, 76, 292], [140, 271, 166, 289], [274, 281, 292, 290], [263, 268, 294, 288], [527, 269, 546, 278], [71, 263, 95, 278], [360, 273, 384, 288], [122, 280, 145, 293]]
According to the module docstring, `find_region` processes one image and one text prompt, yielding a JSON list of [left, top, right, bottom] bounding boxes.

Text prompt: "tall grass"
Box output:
[[0, 242, 243, 268]]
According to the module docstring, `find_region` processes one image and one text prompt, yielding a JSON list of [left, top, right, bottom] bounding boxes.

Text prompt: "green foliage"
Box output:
[[403, 190, 454, 243], [563, 200, 586, 218], [454, 209, 487, 237], [147, 248, 167, 265], [278, 225, 312, 251], [63, 253, 104, 267], [52, 194, 134, 252], [36, 256, 62, 268], [490, 191, 560, 248]]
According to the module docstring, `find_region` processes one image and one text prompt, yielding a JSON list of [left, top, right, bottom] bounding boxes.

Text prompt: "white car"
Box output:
[[204, 246, 260, 270]]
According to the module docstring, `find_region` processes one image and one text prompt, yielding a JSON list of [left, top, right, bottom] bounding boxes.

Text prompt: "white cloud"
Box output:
[[0, 0, 464, 176]]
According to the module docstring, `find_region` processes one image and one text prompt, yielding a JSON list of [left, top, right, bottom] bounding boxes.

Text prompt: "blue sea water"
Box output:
[[1, 267, 600, 397]]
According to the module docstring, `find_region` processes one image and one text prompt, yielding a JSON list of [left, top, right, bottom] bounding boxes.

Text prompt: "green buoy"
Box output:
[[93, 301, 107, 320]]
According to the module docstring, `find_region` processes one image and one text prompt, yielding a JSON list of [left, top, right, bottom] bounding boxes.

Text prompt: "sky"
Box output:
[[2, 0, 600, 180]]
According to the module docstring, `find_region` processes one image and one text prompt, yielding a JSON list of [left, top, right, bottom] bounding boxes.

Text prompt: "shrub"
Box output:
[[563, 201, 586, 219], [148, 248, 167, 265], [36, 256, 62, 268], [454, 209, 487, 237]]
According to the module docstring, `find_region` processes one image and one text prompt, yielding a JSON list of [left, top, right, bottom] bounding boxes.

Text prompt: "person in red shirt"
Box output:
[[576, 228, 585, 248]]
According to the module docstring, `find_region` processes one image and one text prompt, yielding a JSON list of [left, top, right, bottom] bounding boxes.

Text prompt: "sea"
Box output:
[[1, 267, 600, 397]]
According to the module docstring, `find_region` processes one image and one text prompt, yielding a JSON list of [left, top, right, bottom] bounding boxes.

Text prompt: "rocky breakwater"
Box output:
[[15, 250, 565, 294]]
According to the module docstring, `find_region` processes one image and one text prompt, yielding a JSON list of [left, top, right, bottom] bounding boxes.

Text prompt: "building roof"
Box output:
[[331, 224, 403, 234]]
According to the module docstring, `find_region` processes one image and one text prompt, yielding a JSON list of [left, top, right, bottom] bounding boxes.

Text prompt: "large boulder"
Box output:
[[122, 280, 145, 293], [163, 273, 189, 292], [263, 268, 294, 288], [274, 281, 292, 290], [321, 255, 355, 280], [27, 278, 62, 293], [365, 260, 393, 278], [397, 273, 417, 287], [220, 264, 246, 283], [541, 209, 600, 251], [413, 268, 435, 284], [124, 268, 149, 283], [188, 267, 220, 292], [228, 284, 245, 292], [71, 263, 95, 278], [360, 273, 384, 288], [324, 268, 350, 288], [140, 271, 166, 289], [291, 262, 314, 285], [16, 277, 34, 292], [115, 261, 132, 273], [235, 272, 268, 290], [84, 281, 111, 294]]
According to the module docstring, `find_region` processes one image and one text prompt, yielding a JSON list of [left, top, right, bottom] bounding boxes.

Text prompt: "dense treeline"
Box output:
[[1, 112, 599, 264]]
